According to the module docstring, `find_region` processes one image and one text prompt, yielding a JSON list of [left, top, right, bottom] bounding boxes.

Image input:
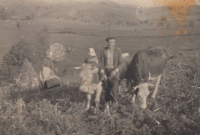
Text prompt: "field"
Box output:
[[0, 50, 200, 135], [0, 1, 200, 135]]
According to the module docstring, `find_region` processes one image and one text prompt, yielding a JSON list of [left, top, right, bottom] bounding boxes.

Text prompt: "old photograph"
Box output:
[[0, 0, 200, 134]]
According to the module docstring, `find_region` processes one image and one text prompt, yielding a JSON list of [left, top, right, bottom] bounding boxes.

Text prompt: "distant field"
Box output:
[[1, 18, 200, 77]]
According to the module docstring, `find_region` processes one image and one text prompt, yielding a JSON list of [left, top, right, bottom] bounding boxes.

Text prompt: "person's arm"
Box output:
[[43, 57, 52, 68], [115, 48, 124, 72], [99, 49, 105, 74], [84, 57, 88, 64], [90, 60, 99, 73]]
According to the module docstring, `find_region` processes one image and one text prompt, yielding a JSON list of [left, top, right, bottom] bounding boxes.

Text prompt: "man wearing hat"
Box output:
[[99, 37, 124, 104]]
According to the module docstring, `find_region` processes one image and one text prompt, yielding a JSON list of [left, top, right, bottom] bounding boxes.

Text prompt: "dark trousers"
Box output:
[[103, 68, 120, 103]]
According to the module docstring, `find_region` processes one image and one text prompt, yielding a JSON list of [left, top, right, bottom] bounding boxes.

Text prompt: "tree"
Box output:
[[3, 40, 31, 68], [3, 40, 31, 79], [43, 25, 48, 32], [16, 22, 21, 29], [0, 5, 13, 20]]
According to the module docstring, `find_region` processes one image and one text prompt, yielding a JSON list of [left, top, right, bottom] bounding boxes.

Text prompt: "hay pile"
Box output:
[[15, 59, 39, 90]]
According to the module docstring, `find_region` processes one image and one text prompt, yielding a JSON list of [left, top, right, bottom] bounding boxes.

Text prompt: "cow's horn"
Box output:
[[133, 85, 139, 90]]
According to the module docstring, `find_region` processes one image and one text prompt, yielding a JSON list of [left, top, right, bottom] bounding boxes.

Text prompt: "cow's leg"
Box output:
[[131, 94, 136, 103], [95, 82, 102, 111], [131, 85, 139, 104], [119, 86, 122, 93], [86, 94, 91, 111], [104, 102, 111, 116], [152, 74, 162, 99], [162, 71, 166, 88]]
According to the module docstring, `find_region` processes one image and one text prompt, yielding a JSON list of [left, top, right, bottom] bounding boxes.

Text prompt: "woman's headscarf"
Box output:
[[88, 48, 96, 57], [46, 50, 53, 59]]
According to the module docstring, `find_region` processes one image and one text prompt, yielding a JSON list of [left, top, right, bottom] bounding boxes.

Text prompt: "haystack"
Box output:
[[15, 59, 39, 90]]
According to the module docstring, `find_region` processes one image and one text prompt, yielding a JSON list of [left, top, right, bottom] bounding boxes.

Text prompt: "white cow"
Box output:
[[79, 63, 102, 111]]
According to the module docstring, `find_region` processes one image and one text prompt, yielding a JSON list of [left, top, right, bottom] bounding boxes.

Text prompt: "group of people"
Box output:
[[84, 37, 123, 104], [39, 36, 122, 106], [39, 36, 122, 103]]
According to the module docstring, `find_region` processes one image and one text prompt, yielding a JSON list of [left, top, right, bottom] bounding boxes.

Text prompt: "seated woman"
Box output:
[[39, 50, 60, 89]]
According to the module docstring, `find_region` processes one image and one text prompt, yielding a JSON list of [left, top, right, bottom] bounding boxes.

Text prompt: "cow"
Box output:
[[127, 47, 170, 109], [79, 63, 102, 112], [79, 53, 132, 113]]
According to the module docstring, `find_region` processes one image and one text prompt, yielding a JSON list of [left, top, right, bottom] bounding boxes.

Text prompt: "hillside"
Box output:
[[2, 0, 200, 28], [0, 1, 200, 68]]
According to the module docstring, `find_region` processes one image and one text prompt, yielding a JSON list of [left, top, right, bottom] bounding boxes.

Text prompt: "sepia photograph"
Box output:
[[0, 0, 200, 134]]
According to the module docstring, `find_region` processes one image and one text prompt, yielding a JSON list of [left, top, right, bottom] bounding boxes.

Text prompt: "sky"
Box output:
[[0, 0, 199, 7], [74, 0, 156, 7], [76, 0, 199, 7], [111, 0, 154, 7]]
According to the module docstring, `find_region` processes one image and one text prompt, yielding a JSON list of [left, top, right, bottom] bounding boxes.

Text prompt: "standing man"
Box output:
[[99, 37, 124, 104]]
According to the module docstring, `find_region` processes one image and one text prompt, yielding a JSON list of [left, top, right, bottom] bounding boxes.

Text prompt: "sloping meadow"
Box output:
[[0, 53, 200, 135]]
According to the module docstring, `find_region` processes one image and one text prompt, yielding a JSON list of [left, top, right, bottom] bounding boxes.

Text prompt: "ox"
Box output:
[[79, 53, 132, 112], [127, 47, 170, 109]]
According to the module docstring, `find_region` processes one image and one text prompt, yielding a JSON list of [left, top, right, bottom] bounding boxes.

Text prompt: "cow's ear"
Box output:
[[81, 63, 86, 68]]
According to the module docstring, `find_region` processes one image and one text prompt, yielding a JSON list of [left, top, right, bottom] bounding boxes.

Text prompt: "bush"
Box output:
[[143, 20, 148, 24], [188, 21, 195, 28], [0, 6, 11, 20], [43, 25, 48, 32], [101, 21, 105, 25], [16, 22, 21, 29], [24, 16, 32, 20], [3, 40, 31, 75]]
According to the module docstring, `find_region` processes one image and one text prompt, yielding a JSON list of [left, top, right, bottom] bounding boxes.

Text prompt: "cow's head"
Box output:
[[79, 84, 96, 94], [136, 83, 149, 109], [79, 85, 89, 93]]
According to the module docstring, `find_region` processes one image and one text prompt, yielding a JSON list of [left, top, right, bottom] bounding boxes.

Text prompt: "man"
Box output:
[[99, 37, 124, 103]]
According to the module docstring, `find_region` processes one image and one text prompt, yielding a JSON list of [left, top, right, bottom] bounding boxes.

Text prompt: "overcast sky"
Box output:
[[75, 0, 198, 7], [1, 0, 199, 7], [74, 0, 155, 7]]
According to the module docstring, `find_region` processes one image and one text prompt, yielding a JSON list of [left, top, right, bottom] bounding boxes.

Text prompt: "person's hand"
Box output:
[[100, 74, 107, 81], [103, 74, 107, 80], [91, 67, 98, 73], [110, 70, 117, 78], [110, 68, 119, 79], [100, 69, 105, 75]]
